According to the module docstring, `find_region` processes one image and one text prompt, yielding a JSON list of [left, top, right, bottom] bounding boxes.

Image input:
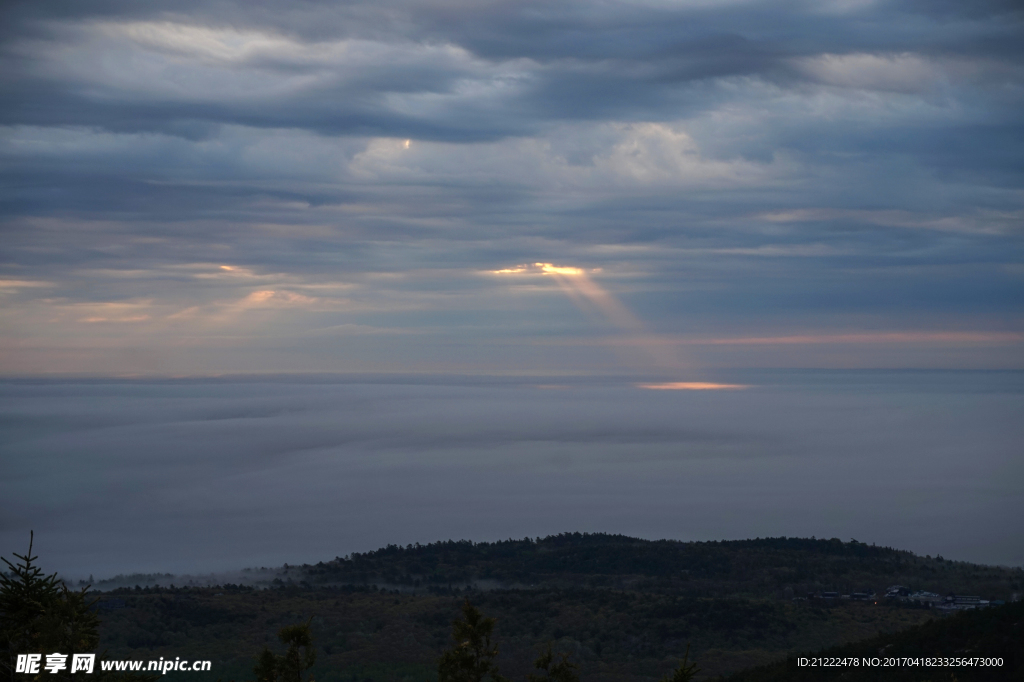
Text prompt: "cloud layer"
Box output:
[[3, 374, 1022, 574], [1, 0, 1022, 373]]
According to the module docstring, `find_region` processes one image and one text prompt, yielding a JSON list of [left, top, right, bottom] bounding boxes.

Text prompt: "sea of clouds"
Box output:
[[2, 371, 1021, 577]]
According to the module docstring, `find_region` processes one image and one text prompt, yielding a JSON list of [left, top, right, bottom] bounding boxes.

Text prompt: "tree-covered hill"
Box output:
[[300, 533, 1020, 601], [10, 533, 1016, 682]]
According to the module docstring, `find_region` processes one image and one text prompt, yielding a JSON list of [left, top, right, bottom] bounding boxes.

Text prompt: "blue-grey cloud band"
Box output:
[[1, 1, 1021, 379], [2, 374, 1021, 574]]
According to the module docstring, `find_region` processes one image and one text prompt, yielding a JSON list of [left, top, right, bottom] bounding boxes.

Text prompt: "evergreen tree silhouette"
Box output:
[[660, 644, 700, 682], [1, 533, 151, 682], [2, 532, 60, 680], [437, 600, 508, 682], [528, 645, 579, 682], [253, 619, 316, 682], [1, 532, 100, 682]]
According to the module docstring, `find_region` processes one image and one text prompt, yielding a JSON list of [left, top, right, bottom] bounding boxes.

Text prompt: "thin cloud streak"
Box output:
[[636, 382, 748, 390], [693, 332, 1024, 346], [537, 331, 1024, 346]]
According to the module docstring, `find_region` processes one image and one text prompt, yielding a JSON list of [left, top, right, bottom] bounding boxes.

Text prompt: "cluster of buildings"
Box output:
[[790, 586, 1009, 615], [884, 585, 1006, 613]]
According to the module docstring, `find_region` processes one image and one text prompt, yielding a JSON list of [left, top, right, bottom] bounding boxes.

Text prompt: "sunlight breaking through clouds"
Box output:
[[0, 0, 1022, 591], [636, 382, 749, 390], [0, 0, 1020, 378], [490, 262, 686, 372]]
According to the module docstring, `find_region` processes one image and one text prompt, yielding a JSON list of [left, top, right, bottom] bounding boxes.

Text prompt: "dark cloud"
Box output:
[[2, 0, 1021, 139]]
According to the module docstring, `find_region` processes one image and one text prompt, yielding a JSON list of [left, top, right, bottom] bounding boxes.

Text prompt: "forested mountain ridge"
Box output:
[[62, 534, 1023, 681], [299, 533, 1019, 600]]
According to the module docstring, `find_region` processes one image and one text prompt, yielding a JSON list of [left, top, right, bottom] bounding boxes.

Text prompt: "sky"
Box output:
[[1, 1, 1023, 573], [0, 0, 1022, 375]]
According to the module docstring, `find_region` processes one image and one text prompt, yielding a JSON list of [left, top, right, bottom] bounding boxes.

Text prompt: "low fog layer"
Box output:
[[2, 372, 1021, 577]]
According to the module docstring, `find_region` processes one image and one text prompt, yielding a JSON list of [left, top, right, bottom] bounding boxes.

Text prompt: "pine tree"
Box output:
[[437, 600, 508, 682], [276, 621, 316, 682], [0, 533, 136, 682], [253, 647, 277, 682], [659, 644, 700, 682], [37, 582, 101, 666], [527, 645, 579, 682], [252, 619, 316, 682], [1, 532, 65, 682]]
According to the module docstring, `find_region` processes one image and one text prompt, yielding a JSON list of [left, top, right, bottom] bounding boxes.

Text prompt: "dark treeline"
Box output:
[[5, 534, 1023, 682], [300, 533, 1018, 600]]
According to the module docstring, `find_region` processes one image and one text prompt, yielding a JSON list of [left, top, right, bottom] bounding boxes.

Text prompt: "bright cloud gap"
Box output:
[[636, 382, 749, 390]]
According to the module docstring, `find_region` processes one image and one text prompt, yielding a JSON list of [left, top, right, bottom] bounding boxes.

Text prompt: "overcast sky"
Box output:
[[1, 2, 1022, 574], [1, 0, 1021, 375]]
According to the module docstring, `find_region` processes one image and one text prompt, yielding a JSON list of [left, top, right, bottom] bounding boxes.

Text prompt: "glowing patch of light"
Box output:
[[487, 263, 594, 276], [247, 290, 276, 303], [636, 382, 748, 390], [536, 262, 585, 276], [488, 261, 685, 371]]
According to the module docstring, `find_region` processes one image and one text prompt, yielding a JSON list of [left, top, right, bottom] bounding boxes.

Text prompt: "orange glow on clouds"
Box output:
[[488, 263, 591, 276], [536, 262, 586, 276], [241, 290, 319, 307], [636, 382, 748, 390], [490, 262, 645, 333], [489, 261, 683, 370]]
